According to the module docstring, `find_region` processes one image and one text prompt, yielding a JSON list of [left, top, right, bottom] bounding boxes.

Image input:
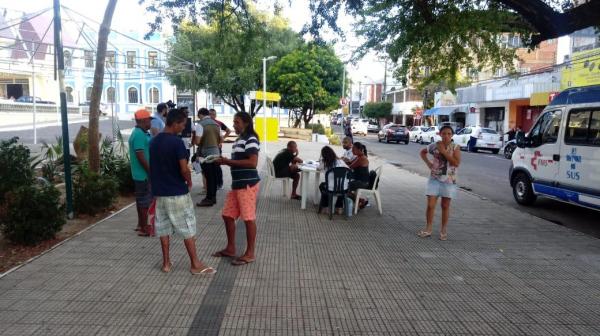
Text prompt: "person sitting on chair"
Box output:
[[272, 141, 303, 199], [318, 146, 348, 214], [348, 142, 370, 209], [341, 136, 356, 164]]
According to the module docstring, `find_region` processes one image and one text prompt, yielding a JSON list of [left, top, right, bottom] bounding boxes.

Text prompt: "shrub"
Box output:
[[328, 134, 341, 145], [0, 184, 65, 245], [307, 123, 325, 134], [0, 137, 33, 201], [100, 137, 134, 194], [324, 127, 333, 137], [74, 162, 119, 215]]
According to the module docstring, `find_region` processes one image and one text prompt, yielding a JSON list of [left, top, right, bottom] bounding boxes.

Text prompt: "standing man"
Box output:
[[194, 108, 221, 207], [344, 119, 353, 141], [149, 108, 215, 275], [209, 108, 231, 190], [272, 141, 303, 199], [150, 102, 168, 137], [129, 109, 153, 236]]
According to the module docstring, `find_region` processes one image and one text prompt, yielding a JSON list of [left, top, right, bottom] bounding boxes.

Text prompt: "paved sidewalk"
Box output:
[[1, 139, 600, 335]]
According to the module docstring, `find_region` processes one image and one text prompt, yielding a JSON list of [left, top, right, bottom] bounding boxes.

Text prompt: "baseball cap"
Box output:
[[134, 109, 153, 120]]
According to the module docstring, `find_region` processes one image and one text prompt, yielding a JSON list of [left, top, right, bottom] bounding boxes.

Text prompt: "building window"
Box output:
[[65, 86, 74, 103], [105, 51, 116, 68], [148, 51, 158, 68], [127, 51, 136, 69], [64, 50, 72, 68], [148, 87, 159, 104], [128, 87, 139, 103], [85, 87, 93, 102], [107, 87, 116, 104], [84, 51, 94, 68]]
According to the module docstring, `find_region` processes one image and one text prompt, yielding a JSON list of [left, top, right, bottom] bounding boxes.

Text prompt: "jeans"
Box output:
[[201, 162, 218, 201]]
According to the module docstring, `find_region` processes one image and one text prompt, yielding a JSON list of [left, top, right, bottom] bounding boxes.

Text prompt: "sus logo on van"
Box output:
[[566, 148, 582, 181]]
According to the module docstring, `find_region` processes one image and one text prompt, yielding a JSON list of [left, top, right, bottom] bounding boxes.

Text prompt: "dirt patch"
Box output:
[[0, 195, 134, 274]]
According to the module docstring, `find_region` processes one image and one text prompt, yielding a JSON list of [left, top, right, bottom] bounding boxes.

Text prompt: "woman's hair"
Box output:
[[234, 112, 258, 139], [320, 146, 337, 169], [440, 125, 454, 134], [353, 141, 368, 157]]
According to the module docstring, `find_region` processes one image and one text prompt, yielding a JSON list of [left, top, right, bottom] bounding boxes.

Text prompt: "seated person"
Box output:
[[347, 142, 370, 209], [318, 146, 348, 214], [341, 136, 356, 164], [273, 141, 303, 199]]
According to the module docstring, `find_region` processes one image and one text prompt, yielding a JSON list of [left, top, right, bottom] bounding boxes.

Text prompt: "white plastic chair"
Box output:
[[354, 166, 383, 215], [265, 156, 289, 197]]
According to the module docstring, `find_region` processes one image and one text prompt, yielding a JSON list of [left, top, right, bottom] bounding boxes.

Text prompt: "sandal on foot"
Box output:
[[439, 233, 448, 241], [291, 195, 301, 200], [190, 267, 216, 275], [212, 250, 236, 258], [161, 263, 172, 273], [418, 230, 432, 238], [231, 258, 255, 266]]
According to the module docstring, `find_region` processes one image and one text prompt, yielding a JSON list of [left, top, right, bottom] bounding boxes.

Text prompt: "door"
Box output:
[[526, 110, 562, 190], [557, 107, 600, 209], [457, 127, 471, 148]]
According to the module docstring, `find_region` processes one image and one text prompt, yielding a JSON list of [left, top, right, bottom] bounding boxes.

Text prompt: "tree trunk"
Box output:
[[88, 0, 118, 173], [302, 107, 314, 128]]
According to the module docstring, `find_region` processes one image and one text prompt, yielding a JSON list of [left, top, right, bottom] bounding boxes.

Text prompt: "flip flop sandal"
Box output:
[[190, 267, 217, 275], [417, 230, 432, 238], [212, 251, 236, 258], [439, 233, 448, 241], [138, 232, 151, 237], [231, 258, 255, 266]]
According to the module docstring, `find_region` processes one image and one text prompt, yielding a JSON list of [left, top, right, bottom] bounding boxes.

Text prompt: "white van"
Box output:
[[510, 85, 600, 211]]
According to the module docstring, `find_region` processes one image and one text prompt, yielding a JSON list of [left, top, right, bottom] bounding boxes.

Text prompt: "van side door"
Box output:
[[558, 107, 600, 209], [527, 110, 562, 193]]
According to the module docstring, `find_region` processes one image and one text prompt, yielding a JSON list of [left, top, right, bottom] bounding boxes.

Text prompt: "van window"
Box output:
[[541, 110, 561, 144], [565, 108, 600, 146]]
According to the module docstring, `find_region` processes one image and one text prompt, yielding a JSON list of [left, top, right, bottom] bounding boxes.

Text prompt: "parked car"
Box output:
[[420, 126, 440, 144], [452, 126, 502, 153], [351, 119, 369, 135], [15, 96, 55, 104], [509, 84, 600, 211], [79, 102, 108, 115], [378, 124, 410, 144], [409, 126, 429, 143], [367, 120, 380, 133]]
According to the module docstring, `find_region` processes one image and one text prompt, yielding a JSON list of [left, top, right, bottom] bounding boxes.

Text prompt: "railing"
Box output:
[[0, 102, 81, 114]]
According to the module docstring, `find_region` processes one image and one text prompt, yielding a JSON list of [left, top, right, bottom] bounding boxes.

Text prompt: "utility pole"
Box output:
[[382, 58, 387, 102], [53, 0, 74, 218]]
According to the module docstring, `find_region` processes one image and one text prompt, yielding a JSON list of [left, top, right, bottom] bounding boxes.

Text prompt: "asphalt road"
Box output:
[[352, 131, 600, 239]]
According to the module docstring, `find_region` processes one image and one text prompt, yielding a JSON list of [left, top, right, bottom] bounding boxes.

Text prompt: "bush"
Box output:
[[100, 138, 134, 194], [328, 135, 341, 145], [0, 184, 65, 245], [307, 123, 326, 134], [0, 137, 33, 201], [74, 163, 119, 215]]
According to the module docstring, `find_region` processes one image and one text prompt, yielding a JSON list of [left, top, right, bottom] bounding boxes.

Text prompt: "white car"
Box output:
[[351, 119, 368, 135], [420, 126, 440, 144], [452, 126, 503, 153], [409, 126, 429, 143]]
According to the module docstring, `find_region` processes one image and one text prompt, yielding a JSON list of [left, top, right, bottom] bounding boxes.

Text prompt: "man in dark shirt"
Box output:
[[150, 108, 215, 275], [273, 141, 303, 199]]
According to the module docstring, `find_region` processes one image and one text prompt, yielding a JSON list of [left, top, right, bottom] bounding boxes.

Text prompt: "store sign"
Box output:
[[561, 48, 600, 89]]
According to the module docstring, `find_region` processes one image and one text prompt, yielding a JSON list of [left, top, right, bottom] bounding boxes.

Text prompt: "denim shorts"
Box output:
[[426, 178, 458, 199]]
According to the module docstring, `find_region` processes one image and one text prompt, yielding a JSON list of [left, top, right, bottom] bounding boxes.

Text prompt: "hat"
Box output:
[[134, 109, 153, 120]]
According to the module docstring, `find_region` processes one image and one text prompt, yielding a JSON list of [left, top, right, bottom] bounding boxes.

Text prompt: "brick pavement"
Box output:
[[1, 139, 600, 335]]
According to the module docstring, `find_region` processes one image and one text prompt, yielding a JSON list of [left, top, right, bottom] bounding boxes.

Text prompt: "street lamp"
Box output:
[[262, 55, 277, 155]]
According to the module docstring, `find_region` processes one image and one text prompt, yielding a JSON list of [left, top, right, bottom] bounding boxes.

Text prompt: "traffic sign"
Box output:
[[339, 97, 348, 106]]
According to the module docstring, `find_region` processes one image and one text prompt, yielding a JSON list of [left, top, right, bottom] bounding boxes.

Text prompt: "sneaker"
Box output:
[[196, 198, 216, 207]]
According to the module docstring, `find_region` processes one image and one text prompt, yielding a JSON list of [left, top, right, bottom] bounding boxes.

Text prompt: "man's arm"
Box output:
[[179, 158, 192, 190], [135, 151, 150, 174]]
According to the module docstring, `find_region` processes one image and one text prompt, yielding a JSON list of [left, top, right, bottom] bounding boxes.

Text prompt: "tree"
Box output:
[[268, 44, 343, 127], [306, 0, 600, 89], [164, 4, 301, 116], [363, 102, 392, 119], [88, 0, 118, 173]]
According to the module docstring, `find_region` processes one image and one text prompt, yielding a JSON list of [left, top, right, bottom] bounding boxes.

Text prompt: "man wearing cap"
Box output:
[[150, 102, 168, 137], [129, 109, 153, 236]]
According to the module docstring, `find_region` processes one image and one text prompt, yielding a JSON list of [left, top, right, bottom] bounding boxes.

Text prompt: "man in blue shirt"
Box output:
[[129, 109, 152, 236], [150, 102, 167, 137], [149, 108, 215, 275]]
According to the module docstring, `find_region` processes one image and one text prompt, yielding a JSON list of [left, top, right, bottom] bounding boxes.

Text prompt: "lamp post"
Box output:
[[262, 55, 277, 155]]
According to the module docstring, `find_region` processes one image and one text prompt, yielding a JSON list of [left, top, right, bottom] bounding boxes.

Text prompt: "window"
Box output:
[[64, 50, 72, 68], [65, 86, 73, 103], [106, 87, 115, 104], [85, 87, 92, 102], [128, 87, 138, 103], [148, 87, 159, 104], [541, 110, 561, 144], [566, 109, 600, 146], [84, 51, 94, 68], [463, 128, 472, 135], [481, 128, 499, 134], [148, 51, 158, 68], [127, 51, 136, 69], [105, 51, 116, 68]]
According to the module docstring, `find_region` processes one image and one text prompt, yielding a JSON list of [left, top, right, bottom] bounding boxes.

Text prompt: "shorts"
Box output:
[[134, 180, 152, 208], [426, 178, 457, 199], [222, 183, 259, 221], [154, 194, 196, 238], [275, 167, 297, 179]]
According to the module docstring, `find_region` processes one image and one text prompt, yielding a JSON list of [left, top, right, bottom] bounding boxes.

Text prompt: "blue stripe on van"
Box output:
[[533, 183, 600, 210]]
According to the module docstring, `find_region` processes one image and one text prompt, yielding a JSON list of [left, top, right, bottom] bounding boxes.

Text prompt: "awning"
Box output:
[[425, 106, 458, 116]]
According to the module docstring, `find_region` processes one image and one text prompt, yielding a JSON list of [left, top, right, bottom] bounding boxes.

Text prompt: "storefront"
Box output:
[[481, 106, 505, 132]]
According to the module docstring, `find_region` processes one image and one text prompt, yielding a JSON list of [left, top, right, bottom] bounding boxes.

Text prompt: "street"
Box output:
[[352, 130, 600, 239]]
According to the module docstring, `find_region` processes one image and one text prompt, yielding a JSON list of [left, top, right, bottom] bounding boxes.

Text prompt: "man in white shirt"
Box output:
[[341, 136, 356, 164]]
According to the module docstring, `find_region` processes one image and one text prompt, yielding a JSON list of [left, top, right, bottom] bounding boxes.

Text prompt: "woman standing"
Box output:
[[214, 112, 260, 266], [418, 125, 461, 241], [348, 142, 370, 208], [318, 146, 348, 213]]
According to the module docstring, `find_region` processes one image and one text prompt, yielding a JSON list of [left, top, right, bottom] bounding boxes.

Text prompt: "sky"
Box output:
[[0, 0, 389, 99]]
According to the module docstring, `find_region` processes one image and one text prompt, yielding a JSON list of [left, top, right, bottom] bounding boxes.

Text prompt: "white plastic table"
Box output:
[[299, 164, 322, 210]]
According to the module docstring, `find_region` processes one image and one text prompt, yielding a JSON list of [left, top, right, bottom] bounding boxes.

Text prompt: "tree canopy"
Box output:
[[306, 0, 600, 89], [268, 44, 344, 127], [363, 101, 393, 119], [165, 3, 301, 116]]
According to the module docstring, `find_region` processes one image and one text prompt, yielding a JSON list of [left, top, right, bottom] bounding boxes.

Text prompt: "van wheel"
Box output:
[[512, 173, 536, 205]]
